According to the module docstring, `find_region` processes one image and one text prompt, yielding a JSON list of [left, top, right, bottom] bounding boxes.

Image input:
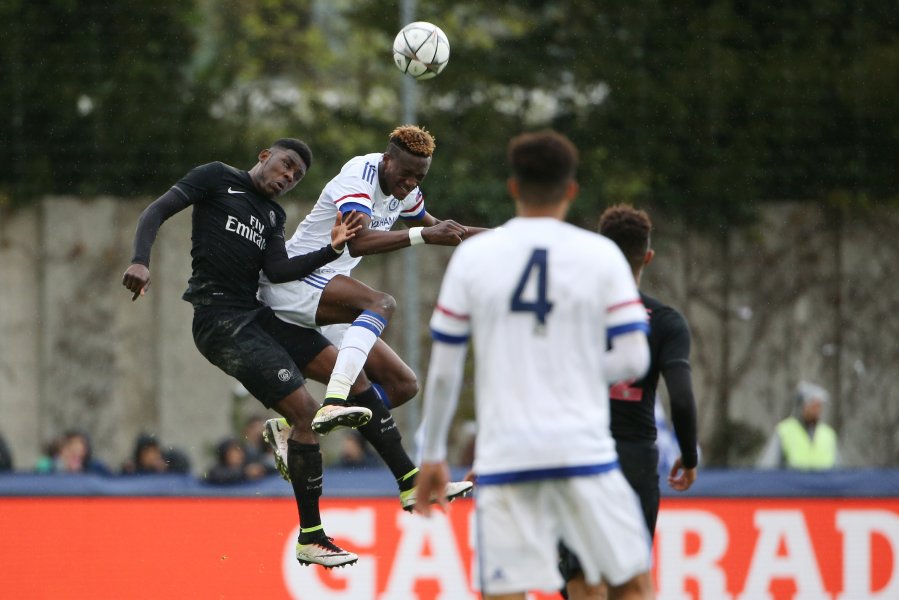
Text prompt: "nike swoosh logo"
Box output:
[[307, 475, 323, 483], [227, 187, 245, 194], [380, 417, 393, 424]]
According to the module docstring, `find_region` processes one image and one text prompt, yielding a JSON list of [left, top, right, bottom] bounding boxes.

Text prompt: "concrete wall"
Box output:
[[1, 199, 896, 472]]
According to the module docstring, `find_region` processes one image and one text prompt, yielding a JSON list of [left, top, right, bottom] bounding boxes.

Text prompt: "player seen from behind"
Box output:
[[559, 204, 699, 600], [415, 130, 655, 600]]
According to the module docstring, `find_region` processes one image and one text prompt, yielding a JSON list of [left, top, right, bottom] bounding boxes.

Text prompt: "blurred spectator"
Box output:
[[0, 431, 12, 471], [34, 437, 62, 473], [241, 415, 265, 461], [757, 381, 839, 470], [241, 414, 279, 476], [121, 433, 166, 474], [120, 433, 191, 475], [34, 429, 112, 475], [205, 437, 267, 485], [163, 446, 192, 474], [338, 430, 380, 469]]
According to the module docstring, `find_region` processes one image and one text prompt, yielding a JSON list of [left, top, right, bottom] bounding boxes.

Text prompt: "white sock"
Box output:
[[324, 311, 387, 401]]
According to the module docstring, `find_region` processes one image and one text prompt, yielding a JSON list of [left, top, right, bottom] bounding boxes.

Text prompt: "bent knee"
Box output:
[[365, 292, 396, 318], [391, 374, 419, 405]]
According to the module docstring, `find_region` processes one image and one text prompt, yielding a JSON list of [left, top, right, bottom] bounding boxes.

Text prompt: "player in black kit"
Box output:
[[122, 139, 371, 569], [560, 204, 699, 600]]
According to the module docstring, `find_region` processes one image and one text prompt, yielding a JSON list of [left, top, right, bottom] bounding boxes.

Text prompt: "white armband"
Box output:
[[408, 227, 425, 246]]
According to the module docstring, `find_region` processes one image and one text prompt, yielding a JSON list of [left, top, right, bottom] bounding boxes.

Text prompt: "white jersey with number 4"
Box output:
[[429, 217, 648, 480]]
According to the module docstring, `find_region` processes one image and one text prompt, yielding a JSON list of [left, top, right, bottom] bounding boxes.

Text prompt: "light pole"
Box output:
[[400, 0, 422, 436]]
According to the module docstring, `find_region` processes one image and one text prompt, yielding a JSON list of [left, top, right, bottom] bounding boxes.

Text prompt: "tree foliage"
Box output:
[[3, 0, 897, 222], [0, 0, 217, 202]]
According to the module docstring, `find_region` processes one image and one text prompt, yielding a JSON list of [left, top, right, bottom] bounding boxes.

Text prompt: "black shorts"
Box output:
[[192, 305, 332, 408], [558, 440, 660, 584]]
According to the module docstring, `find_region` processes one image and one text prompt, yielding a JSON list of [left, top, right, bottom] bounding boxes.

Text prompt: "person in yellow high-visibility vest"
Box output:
[[757, 381, 839, 470]]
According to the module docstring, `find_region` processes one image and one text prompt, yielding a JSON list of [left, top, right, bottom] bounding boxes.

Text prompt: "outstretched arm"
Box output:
[[263, 211, 363, 283], [345, 211, 490, 256], [122, 189, 191, 301], [408, 212, 490, 242]]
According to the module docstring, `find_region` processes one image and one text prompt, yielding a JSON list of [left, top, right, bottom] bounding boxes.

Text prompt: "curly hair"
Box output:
[[599, 204, 652, 271], [387, 125, 436, 158]]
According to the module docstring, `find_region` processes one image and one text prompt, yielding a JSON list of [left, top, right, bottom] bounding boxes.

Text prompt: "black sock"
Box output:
[[287, 439, 325, 543], [353, 386, 416, 488]]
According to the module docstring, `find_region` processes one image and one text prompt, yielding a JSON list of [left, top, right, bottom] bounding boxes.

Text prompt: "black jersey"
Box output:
[[610, 292, 692, 444], [172, 162, 288, 308]]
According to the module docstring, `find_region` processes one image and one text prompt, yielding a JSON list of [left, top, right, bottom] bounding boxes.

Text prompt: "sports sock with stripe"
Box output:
[[288, 439, 325, 543], [324, 310, 388, 403], [352, 386, 416, 486]]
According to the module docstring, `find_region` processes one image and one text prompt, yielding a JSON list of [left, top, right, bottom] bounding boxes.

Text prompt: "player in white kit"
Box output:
[[258, 125, 482, 510], [415, 130, 656, 599]]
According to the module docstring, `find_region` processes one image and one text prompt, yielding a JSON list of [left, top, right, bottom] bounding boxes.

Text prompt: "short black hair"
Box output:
[[272, 138, 313, 170], [599, 204, 652, 271], [508, 130, 578, 185]]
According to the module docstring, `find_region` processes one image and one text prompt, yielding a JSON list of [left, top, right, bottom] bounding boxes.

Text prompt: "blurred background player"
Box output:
[[259, 125, 480, 508], [757, 381, 838, 470], [415, 130, 654, 600], [121, 138, 368, 568], [559, 204, 699, 600]]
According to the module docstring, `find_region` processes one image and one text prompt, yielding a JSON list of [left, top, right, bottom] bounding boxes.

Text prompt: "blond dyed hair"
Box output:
[[388, 125, 436, 157]]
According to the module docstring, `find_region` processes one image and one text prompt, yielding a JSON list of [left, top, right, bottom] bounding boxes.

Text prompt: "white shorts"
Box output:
[[257, 269, 338, 330], [258, 274, 351, 347], [473, 469, 652, 595]]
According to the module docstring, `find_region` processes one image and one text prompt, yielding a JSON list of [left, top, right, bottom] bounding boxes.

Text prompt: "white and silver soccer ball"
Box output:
[[393, 21, 450, 80]]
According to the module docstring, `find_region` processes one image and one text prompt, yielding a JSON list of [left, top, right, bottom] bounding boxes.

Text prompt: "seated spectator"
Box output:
[[121, 433, 166, 474], [34, 429, 112, 475], [204, 437, 267, 485], [162, 446, 192, 474], [338, 430, 380, 470], [241, 414, 279, 477], [120, 433, 190, 475], [34, 437, 62, 473], [0, 431, 12, 471]]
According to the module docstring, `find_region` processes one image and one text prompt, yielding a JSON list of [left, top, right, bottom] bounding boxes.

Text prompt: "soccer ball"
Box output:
[[393, 21, 450, 80]]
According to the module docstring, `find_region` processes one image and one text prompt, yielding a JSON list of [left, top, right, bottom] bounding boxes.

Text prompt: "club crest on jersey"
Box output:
[[388, 198, 401, 211], [269, 210, 276, 226]]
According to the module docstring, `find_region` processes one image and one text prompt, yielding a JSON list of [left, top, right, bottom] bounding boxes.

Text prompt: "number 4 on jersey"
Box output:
[[510, 249, 553, 327]]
